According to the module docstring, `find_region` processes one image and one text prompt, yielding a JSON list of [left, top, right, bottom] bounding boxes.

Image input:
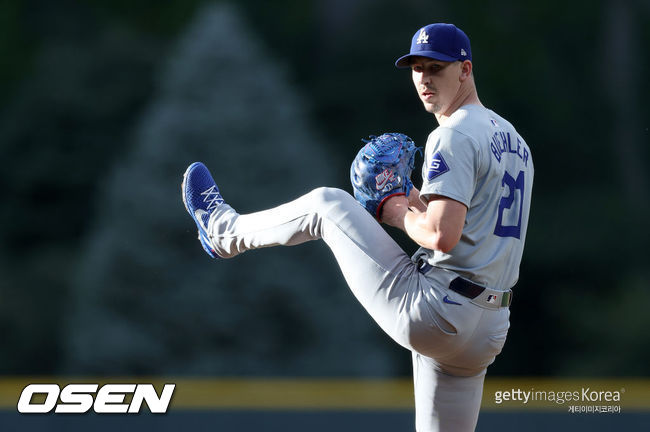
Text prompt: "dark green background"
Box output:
[[1, 0, 648, 378]]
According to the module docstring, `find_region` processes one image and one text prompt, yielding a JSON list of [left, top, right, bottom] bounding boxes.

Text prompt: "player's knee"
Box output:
[[307, 187, 355, 211], [309, 187, 350, 201]]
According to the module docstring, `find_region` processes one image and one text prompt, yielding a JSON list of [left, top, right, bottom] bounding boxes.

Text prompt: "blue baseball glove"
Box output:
[[350, 133, 421, 220]]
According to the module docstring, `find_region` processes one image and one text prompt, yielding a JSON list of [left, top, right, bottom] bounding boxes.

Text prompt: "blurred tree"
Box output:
[[602, 0, 648, 210], [62, 3, 408, 376], [0, 5, 162, 373]]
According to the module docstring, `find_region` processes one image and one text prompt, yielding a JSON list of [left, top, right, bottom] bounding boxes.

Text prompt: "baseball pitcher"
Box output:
[[181, 23, 533, 432]]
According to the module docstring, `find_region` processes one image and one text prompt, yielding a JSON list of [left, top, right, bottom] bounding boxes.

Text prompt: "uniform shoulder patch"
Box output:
[[427, 151, 450, 181]]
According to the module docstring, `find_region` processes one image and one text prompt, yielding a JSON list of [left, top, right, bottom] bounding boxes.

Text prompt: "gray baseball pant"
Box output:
[[206, 187, 510, 432]]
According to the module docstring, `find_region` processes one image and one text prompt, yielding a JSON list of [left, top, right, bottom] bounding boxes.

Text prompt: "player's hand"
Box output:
[[407, 187, 427, 212]]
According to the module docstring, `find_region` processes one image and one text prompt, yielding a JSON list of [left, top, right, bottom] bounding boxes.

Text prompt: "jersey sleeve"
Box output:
[[419, 127, 479, 207]]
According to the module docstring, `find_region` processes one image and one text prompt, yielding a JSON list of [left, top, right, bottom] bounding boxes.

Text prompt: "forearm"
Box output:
[[381, 192, 466, 253], [403, 209, 442, 250], [381, 187, 427, 228], [381, 195, 438, 250]]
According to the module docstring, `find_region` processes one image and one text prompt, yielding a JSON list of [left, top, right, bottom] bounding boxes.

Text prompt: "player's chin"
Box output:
[[422, 101, 441, 114]]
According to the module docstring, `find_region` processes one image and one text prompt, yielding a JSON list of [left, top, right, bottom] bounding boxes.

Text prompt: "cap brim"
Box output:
[[395, 51, 459, 68]]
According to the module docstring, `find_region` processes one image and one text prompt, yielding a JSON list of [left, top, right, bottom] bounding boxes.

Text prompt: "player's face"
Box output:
[[410, 57, 462, 115]]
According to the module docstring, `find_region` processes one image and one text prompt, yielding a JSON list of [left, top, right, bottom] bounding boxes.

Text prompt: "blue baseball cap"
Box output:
[[395, 23, 472, 68]]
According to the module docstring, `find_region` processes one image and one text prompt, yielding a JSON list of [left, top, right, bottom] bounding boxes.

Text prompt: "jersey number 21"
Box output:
[[494, 170, 525, 239]]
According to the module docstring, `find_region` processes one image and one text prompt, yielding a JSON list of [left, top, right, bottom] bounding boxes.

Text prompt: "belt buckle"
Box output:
[[501, 291, 513, 307]]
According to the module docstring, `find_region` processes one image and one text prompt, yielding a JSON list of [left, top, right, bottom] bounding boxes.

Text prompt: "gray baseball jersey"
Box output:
[[418, 104, 534, 290]]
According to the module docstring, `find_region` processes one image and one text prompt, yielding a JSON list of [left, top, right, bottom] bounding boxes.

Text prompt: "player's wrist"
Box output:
[[379, 195, 409, 229]]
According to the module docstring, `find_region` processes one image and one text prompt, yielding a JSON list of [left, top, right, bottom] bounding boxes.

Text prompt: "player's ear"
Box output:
[[459, 60, 472, 82]]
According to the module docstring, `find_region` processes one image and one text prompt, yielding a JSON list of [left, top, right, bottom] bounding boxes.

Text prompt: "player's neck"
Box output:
[[435, 84, 482, 125]]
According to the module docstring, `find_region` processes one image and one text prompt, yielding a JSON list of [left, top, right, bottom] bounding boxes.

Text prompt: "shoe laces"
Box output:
[[201, 185, 224, 210]]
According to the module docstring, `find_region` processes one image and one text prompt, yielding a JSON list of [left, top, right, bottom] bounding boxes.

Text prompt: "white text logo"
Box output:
[[494, 387, 622, 405], [17, 383, 176, 414]]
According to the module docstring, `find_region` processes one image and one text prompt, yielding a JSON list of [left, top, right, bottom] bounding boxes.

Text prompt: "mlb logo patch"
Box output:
[[486, 294, 498, 304], [427, 151, 450, 181]]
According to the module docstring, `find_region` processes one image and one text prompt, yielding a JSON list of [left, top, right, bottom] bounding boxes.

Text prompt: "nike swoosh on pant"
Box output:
[[443, 295, 462, 306]]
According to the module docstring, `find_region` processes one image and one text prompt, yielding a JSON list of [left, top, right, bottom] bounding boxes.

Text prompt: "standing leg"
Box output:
[[412, 353, 486, 432], [410, 306, 509, 432]]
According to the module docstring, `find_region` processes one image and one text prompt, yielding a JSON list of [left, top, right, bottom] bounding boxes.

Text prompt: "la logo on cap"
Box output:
[[416, 28, 429, 44]]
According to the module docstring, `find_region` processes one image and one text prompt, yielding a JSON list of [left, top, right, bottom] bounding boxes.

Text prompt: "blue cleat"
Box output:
[[181, 162, 224, 259]]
